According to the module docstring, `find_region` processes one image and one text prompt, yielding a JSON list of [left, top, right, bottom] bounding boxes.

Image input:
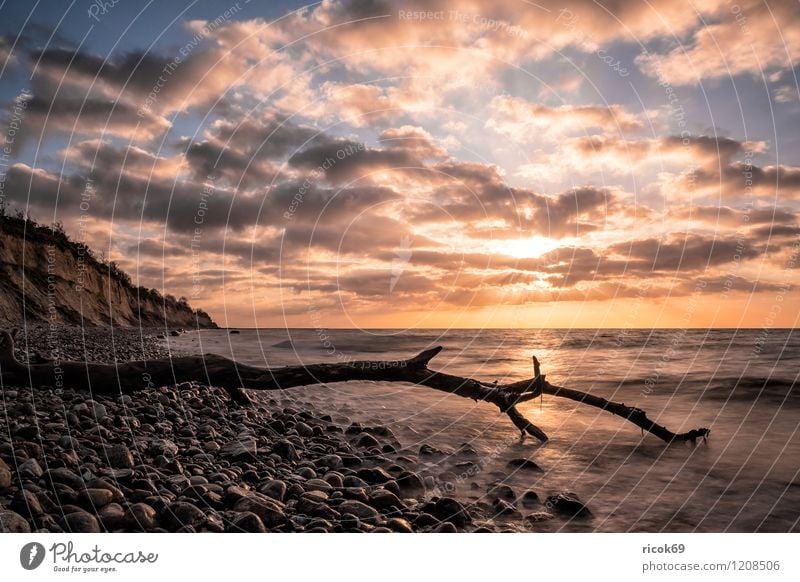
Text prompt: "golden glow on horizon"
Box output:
[[487, 236, 562, 259]]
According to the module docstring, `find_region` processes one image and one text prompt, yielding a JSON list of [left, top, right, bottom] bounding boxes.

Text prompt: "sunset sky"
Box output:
[[1, 0, 798, 328]]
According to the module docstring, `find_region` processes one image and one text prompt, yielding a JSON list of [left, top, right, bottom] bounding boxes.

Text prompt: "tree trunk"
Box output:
[[0, 329, 709, 444]]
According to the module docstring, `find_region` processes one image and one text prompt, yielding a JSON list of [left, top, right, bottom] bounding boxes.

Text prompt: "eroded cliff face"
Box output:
[[0, 216, 216, 328]]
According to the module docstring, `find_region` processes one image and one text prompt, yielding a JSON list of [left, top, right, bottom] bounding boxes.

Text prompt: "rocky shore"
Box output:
[[0, 326, 591, 533]]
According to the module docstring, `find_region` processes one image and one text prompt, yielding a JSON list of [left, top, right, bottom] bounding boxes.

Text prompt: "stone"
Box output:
[[304, 490, 329, 502], [259, 480, 287, 502], [0, 510, 31, 533], [161, 502, 207, 531], [87, 479, 123, 501], [520, 490, 540, 508], [228, 512, 266, 533], [368, 489, 406, 512], [45, 467, 84, 489], [426, 497, 472, 527], [223, 485, 252, 506], [14, 425, 39, 440], [296, 466, 316, 479], [386, 517, 413, 533], [59, 511, 101, 533], [233, 493, 287, 529], [11, 489, 44, 517], [0, 463, 10, 491], [345, 422, 363, 435], [18, 458, 44, 480], [356, 467, 392, 485], [272, 440, 299, 462], [383, 480, 401, 497], [323, 473, 344, 488], [220, 439, 258, 462], [315, 454, 343, 469], [295, 422, 314, 437], [296, 497, 340, 521], [507, 458, 543, 471], [60, 435, 80, 449], [337, 500, 380, 523], [456, 443, 478, 456], [287, 483, 305, 499], [545, 493, 593, 518], [419, 444, 445, 456], [106, 444, 135, 469], [487, 484, 516, 502], [413, 512, 440, 528], [87, 400, 108, 419], [305, 478, 333, 493], [432, 521, 458, 533], [343, 475, 368, 488], [396, 470, 425, 493], [97, 503, 125, 530], [492, 499, 520, 517], [342, 487, 369, 504], [524, 512, 554, 524], [150, 439, 179, 457], [339, 513, 360, 530], [354, 433, 380, 448], [79, 488, 114, 508], [124, 503, 158, 530]]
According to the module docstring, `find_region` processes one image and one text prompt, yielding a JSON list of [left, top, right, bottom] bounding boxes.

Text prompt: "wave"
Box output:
[[701, 377, 798, 405]]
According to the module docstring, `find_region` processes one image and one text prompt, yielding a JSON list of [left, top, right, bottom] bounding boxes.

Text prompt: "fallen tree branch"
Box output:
[[0, 329, 709, 444]]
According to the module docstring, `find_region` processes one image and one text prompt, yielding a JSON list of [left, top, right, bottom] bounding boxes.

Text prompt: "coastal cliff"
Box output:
[[0, 214, 216, 328]]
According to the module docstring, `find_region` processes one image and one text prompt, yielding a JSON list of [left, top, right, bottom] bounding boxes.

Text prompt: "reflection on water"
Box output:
[[168, 328, 800, 532]]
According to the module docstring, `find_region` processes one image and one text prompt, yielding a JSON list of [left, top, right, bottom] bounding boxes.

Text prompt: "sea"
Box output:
[[166, 327, 800, 532]]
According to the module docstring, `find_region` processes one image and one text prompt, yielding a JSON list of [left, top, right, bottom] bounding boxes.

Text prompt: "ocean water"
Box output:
[[167, 328, 800, 532]]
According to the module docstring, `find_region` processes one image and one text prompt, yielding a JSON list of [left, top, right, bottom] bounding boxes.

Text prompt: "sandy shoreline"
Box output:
[[0, 326, 590, 533]]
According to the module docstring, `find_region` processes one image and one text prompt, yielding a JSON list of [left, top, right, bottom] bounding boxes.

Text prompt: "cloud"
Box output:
[[486, 95, 644, 142], [288, 138, 420, 184], [543, 134, 767, 177], [319, 82, 405, 127], [0, 36, 13, 66], [666, 159, 800, 201], [181, 111, 323, 186], [377, 125, 447, 158], [636, 0, 800, 85], [32, 42, 250, 115], [10, 94, 170, 141], [610, 234, 763, 271]]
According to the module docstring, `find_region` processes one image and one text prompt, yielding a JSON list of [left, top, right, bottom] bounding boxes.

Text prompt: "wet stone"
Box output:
[[545, 492, 593, 519], [0, 510, 31, 533], [228, 512, 266, 533], [106, 444, 135, 469], [18, 458, 44, 480], [59, 511, 101, 533]]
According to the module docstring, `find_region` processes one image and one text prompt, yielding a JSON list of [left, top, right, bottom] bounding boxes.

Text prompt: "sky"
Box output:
[[0, 0, 799, 329]]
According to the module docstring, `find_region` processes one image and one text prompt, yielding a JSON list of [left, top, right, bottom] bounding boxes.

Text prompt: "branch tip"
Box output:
[[408, 345, 443, 367]]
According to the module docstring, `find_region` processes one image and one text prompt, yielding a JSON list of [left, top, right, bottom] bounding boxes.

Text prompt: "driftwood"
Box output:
[[0, 329, 709, 444]]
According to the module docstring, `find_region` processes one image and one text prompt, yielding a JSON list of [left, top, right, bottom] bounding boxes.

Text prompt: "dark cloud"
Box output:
[[6, 95, 170, 142], [610, 235, 764, 272], [182, 113, 322, 186], [677, 161, 800, 200], [288, 139, 419, 184]]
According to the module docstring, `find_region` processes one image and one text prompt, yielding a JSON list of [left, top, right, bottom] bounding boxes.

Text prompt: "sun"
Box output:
[[487, 236, 561, 259]]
